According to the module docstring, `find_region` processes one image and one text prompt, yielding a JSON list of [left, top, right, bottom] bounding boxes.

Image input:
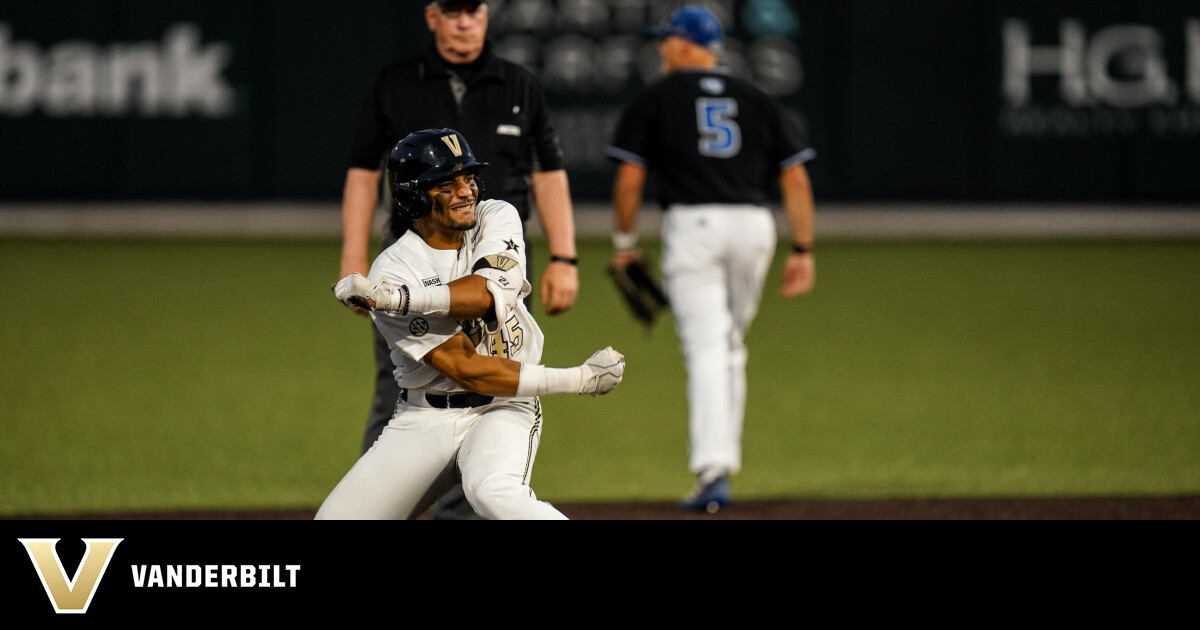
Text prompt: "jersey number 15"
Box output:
[[696, 97, 741, 159]]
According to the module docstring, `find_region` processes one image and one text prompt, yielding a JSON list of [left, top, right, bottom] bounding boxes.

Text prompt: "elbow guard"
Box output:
[[472, 253, 531, 330]]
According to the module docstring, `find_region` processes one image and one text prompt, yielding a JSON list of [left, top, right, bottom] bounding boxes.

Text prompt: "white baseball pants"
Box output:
[[661, 204, 777, 477], [315, 396, 566, 520]]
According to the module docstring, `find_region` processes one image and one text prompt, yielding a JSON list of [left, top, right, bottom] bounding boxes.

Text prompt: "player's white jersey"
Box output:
[[367, 199, 544, 393]]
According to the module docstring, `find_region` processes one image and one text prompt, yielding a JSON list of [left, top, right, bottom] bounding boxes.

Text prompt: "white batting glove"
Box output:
[[579, 346, 625, 396], [370, 279, 409, 312], [332, 273, 374, 309], [332, 273, 409, 313]]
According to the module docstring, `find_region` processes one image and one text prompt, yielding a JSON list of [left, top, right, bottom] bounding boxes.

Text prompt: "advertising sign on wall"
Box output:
[[1, 1, 1196, 202]]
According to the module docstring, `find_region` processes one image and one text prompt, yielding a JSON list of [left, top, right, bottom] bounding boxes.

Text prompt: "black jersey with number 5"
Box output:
[[607, 69, 814, 208]]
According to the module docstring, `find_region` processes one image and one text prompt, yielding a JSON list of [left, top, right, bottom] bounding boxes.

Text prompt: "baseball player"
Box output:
[[317, 129, 624, 520], [342, 0, 579, 521], [606, 6, 816, 512]]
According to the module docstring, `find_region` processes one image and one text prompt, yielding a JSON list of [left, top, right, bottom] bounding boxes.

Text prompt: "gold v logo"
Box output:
[[441, 134, 463, 157], [19, 538, 123, 614]]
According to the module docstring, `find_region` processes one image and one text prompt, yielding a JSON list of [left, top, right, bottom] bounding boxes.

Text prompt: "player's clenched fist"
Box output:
[[332, 273, 377, 310], [332, 273, 408, 313], [580, 346, 625, 396], [514, 346, 626, 397]]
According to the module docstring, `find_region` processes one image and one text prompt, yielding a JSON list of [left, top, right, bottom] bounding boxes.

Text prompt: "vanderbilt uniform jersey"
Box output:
[[367, 199, 543, 393], [606, 69, 815, 208]]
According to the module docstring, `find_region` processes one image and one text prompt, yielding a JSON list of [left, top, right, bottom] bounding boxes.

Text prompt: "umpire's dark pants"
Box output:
[[361, 231, 533, 521]]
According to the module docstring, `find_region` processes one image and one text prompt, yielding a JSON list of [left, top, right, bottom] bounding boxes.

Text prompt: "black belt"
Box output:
[[401, 389, 494, 409]]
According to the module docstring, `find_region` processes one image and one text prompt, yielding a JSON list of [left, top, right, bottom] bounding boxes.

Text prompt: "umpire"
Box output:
[[338, 0, 579, 520]]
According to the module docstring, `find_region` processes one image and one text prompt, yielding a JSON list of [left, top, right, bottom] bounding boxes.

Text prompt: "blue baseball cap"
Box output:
[[649, 6, 724, 51]]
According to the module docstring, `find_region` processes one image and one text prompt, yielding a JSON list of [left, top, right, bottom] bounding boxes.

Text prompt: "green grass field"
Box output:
[[1, 238, 1198, 515]]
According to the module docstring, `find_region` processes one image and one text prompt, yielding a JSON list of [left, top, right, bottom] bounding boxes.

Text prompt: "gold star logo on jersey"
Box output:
[[504, 238, 520, 254]]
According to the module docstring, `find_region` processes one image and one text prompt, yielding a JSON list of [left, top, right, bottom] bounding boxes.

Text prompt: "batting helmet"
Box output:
[[386, 128, 488, 221]]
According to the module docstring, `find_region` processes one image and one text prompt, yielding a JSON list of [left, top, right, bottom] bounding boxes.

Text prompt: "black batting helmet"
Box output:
[[386, 128, 488, 221]]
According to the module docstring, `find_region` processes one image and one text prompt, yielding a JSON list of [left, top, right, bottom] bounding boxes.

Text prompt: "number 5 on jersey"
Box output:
[[696, 97, 741, 158]]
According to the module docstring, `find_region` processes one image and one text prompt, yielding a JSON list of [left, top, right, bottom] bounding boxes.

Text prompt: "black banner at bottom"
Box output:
[[0, 518, 769, 619]]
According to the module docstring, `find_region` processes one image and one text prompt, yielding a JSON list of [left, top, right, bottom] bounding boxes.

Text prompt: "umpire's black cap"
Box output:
[[435, 0, 486, 7]]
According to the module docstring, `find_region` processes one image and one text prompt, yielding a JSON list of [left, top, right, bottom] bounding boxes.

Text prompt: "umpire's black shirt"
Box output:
[[348, 41, 564, 229]]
